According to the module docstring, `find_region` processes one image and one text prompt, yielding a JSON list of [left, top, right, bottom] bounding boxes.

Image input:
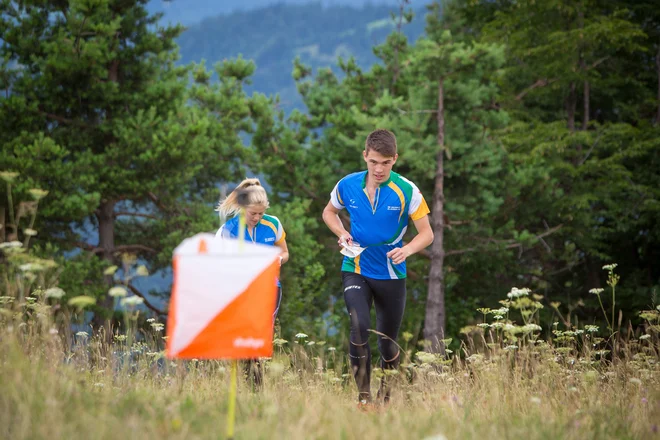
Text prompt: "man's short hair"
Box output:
[[365, 129, 397, 157]]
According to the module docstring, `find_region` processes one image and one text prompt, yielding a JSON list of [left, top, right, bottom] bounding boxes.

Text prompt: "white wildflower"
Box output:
[[104, 265, 118, 276], [589, 288, 604, 295], [0, 171, 19, 183], [28, 188, 48, 200], [522, 324, 542, 333], [76, 331, 89, 338], [504, 323, 517, 333], [416, 351, 437, 364], [295, 333, 308, 339], [135, 265, 149, 277], [639, 334, 651, 340], [19, 263, 45, 272], [507, 287, 531, 299], [120, 296, 144, 307], [44, 287, 65, 299], [0, 241, 22, 249], [602, 263, 617, 271], [68, 295, 96, 308], [108, 286, 127, 297]]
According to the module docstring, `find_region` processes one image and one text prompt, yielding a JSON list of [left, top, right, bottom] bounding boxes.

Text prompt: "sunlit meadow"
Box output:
[[1, 175, 659, 439]]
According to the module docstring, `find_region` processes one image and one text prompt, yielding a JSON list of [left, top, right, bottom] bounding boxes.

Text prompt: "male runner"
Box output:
[[322, 129, 434, 405]]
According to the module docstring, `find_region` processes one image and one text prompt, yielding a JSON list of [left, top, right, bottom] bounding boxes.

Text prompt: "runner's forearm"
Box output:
[[322, 208, 349, 238], [402, 228, 434, 256]]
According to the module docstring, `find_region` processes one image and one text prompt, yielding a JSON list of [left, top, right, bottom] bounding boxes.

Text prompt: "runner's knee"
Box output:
[[379, 339, 399, 365]]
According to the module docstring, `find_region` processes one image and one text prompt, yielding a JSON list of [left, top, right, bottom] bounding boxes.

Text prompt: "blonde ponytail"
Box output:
[[216, 178, 269, 218]]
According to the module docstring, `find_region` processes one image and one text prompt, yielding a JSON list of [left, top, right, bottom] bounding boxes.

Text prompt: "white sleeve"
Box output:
[[216, 224, 227, 239], [276, 221, 285, 243], [270, 216, 286, 243], [408, 181, 430, 220], [330, 181, 344, 210]]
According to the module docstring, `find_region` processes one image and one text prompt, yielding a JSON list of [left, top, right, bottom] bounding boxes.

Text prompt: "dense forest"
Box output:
[[1, 0, 658, 352]]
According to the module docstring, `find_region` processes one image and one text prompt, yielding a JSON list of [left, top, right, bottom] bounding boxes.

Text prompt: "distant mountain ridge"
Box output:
[[147, 0, 430, 26], [174, 2, 427, 110]]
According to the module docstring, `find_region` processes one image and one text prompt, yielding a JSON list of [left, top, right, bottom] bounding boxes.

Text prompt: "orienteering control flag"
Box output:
[[166, 233, 281, 359]]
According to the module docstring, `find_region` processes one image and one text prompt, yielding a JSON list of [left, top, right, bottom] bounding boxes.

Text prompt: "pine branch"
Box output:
[[515, 78, 558, 101], [126, 282, 166, 315], [515, 57, 609, 101], [114, 244, 158, 254], [445, 225, 563, 257], [38, 110, 91, 128], [114, 211, 159, 220], [72, 241, 157, 255]]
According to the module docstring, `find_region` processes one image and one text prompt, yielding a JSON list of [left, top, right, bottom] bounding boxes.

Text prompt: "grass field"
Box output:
[[1, 304, 659, 440]]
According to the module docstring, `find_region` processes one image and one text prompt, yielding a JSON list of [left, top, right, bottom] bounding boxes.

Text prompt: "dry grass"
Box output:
[[1, 309, 658, 440]]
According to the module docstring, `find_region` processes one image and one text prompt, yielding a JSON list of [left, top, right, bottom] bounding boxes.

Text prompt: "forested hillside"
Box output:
[[176, 3, 426, 110], [147, 0, 429, 25]]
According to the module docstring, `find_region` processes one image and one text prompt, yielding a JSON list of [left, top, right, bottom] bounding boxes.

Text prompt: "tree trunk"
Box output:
[[92, 200, 116, 333], [567, 81, 576, 132], [0, 207, 5, 243], [585, 256, 601, 292], [424, 77, 446, 354], [579, 2, 589, 131], [97, 200, 116, 260], [582, 79, 590, 130], [656, 45, 660, 125]]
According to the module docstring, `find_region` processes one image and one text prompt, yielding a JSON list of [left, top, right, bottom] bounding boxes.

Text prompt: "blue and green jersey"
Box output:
[[330, 171, 430, 280], [216, 214, 286, 246], [216, 213, 286, 286]]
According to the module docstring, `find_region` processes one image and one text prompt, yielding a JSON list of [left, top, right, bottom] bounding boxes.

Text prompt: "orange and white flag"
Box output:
[[166, 233, 281, 359]]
